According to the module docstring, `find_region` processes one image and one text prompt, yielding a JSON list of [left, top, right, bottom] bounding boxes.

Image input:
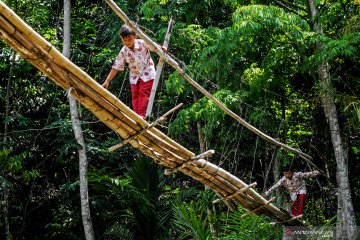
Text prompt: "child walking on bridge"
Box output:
[[102, 24, 164, 119], [264, 164, 320, 216]]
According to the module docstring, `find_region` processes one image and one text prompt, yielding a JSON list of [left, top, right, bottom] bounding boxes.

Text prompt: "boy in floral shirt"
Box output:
[[102, 24, 161, 118], [264, 164, 320, 216]]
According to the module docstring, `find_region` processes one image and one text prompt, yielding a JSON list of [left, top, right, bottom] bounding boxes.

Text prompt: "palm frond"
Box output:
[[218, 208, 283, 240], [172, 203, 212, 240], [102, 221, 135, 240]]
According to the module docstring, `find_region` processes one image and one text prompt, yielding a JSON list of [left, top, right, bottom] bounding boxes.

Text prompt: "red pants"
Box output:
[[291, 194, 306, 216], [130, 79, 153, 117]]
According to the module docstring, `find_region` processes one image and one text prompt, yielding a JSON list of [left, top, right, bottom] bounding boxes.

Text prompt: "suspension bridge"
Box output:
[[0, 0, 307, 226]]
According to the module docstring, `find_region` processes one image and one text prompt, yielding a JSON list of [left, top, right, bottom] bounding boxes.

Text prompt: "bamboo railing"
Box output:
[[0, 1, 304, 226], [104, 0, 319, 167]]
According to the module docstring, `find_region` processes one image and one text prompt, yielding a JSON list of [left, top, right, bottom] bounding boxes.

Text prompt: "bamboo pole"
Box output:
[[0, 16, 211, 196], [146, 18, 174, 118], [104, 0, 322, 169], [270, 214, 303, 225], [109, 103, 183, 152], [0, 1, 305, 225], [213, 182, 257, 204], [213, 190, 237, 211], [1, 2, 195, 158], [159, 152, 253, 210], [78, 94, 186, 166], [181, 160, 256, 208], [45, 65, 189, 165], [64, 70, 191, 159], [0, 0, 147, 126], [241, 197, 276, 219], [164, 150, 215, 175], [193, 159, 298, 221], [0, 15, 36, 54], [0, 2, 52, 53], [1, 0, 173, 174], [210, 174, 255, 207]]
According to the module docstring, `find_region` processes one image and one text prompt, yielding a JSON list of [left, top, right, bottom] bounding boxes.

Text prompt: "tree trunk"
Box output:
[[2, 50, 15, 240], [62, 0, 95, 239], [105, 0, 320, 166], [192, 91, 216, 234], [68, 93, 95, 240], [320, 65, 356, 238], [307, 0, 357, 238], [3, 51, 15, 145]]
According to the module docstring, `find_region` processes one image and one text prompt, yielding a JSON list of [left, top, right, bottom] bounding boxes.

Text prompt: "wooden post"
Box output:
[[146, 18, 174, 118], [241, 197, 275, 219], [270, 214, 303, 226], [164, 150, 215, 175], [214, 190, 237, 211], [108, 103, 183, 152], [213, 182, 257, 204], [0, 1, 309, 226], [104, 0, 326, 172]]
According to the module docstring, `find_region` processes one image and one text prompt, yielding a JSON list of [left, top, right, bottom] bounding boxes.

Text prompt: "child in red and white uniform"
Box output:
[[102, 24, 163, 118], [264, 165, 320, 216]]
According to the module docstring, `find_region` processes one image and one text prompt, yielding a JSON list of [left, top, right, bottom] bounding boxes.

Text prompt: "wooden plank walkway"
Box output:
[[0, 0, 303, 226]]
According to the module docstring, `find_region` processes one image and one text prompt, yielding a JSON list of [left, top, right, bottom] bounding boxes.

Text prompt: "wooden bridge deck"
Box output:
[[0, 0, 303, 226]]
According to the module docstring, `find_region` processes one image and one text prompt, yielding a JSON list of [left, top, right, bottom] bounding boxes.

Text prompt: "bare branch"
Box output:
[[277, 0, 307, 12]]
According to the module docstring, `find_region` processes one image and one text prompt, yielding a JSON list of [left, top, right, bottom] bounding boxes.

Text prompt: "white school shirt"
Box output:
[[112, 39, 155, 84], [265, 171, 320, 201]]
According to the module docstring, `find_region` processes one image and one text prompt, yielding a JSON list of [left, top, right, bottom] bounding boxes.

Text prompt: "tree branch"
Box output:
[[275, 1, 310, 25], [277, 0, 307, 12]]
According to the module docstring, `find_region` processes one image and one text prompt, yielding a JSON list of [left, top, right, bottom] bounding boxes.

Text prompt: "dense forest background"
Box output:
[[0, 0, 359, 239]]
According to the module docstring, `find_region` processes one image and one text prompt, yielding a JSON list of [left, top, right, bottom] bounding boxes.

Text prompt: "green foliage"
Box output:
[[102, 222, 135, 240], [169, 89, 242, 140], [45, 203, 82, 239], [172, 203, 213, 240], [125, 158, 173, 240], [171, 189, 216, 240], [0, 148, 40, 182], [218, 208, 283, 239], [171, 190, 286, 240], [87, 158, 174, 239], [141, 0, 233, 27], [305, 32, 360, 69], [141, 0, 169, 20], [0, 0, 359, 238]]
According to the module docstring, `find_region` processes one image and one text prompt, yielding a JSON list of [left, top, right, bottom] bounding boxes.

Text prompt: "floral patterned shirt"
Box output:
[[112, 39, 155, 84], [265, 171, 320, 201]]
